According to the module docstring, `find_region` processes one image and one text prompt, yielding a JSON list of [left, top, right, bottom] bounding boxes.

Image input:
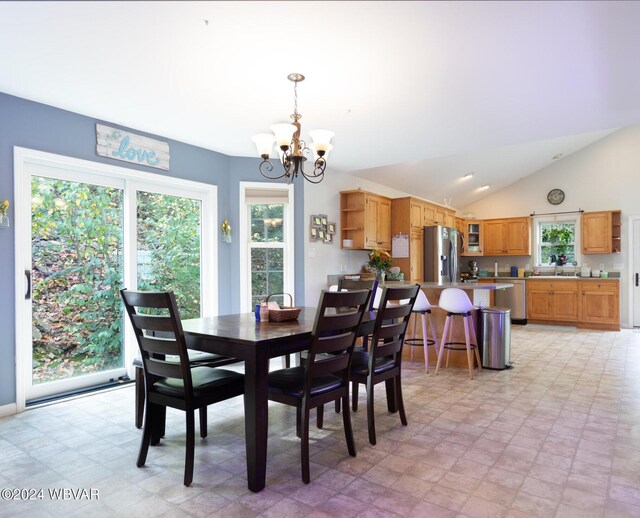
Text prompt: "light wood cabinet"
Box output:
[[461, 220, 483, 256], [527, 278, 619, 330], [526, 280, 579, 321], [390, 197, 458, 281], [483, 217, 531, 256], [581, 210, 622, 254], [409, 229, 424, 282], [340, 190, 391, 250], [580, 280, 619, 325]]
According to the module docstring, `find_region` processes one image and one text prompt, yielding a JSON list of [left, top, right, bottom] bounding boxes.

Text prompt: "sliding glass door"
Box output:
[[16, 149, 216, 405], [31, 176, 125, 391]]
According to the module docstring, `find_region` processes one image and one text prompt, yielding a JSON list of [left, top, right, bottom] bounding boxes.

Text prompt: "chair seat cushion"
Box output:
[[153, 367, 244, 399], [268, 366, 343, 398], [349, 350, 395, 376]]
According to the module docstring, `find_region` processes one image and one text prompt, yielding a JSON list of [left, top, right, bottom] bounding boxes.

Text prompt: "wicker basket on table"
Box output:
[[266, 293, 302, 322]]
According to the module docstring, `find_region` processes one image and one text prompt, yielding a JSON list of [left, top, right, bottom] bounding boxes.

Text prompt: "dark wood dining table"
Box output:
[[182, 306, 376, 492]]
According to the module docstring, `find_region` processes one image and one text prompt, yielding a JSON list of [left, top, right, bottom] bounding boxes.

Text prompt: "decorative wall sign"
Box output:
[[96, 124, 170, 171], [310, 214, 335, 244]]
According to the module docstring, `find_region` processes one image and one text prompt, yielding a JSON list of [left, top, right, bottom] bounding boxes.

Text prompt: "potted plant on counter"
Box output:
[[367, 248, 392, 282]]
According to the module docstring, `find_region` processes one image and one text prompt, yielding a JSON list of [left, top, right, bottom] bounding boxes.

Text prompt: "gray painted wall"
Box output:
[[0, 92, 305, 406]]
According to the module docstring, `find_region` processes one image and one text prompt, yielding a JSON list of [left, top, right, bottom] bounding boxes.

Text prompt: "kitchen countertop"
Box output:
[[384, 281, 513, 290], [420, 281, 513, 290], [480, 276, 618, 281]]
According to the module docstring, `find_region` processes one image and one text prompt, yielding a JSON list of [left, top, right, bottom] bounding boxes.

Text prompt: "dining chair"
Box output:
[[267, 288, 371, 484], [133, 346, 241, 429], [337, 278, 379, 311], [121, 289, 245, 486], [349, 284, 420, 445]]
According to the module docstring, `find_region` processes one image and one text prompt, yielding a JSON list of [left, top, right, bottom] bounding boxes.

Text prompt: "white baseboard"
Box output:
[[0, 403, 17, 418]]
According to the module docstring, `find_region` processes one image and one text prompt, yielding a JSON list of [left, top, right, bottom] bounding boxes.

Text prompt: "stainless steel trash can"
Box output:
[[480, 307, 512, 370]]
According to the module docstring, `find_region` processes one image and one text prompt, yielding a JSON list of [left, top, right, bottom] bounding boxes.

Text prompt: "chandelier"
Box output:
[[251, 73, 334, 184]]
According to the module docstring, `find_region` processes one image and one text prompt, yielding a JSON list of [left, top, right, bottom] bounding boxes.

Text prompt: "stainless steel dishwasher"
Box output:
[[495, 279, 526, 324]]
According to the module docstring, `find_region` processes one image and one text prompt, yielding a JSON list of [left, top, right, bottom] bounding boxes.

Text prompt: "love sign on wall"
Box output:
[[96, 124, 170, 171]]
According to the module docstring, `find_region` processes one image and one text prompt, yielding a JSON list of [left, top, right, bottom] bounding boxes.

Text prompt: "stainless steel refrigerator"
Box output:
[[423, 225, 460, 283]]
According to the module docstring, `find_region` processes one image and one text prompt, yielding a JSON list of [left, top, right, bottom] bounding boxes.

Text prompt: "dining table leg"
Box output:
[[244, 346, 270, 492]]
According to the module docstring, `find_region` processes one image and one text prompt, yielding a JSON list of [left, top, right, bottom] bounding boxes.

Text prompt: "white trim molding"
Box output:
[[13, 146, 218, 411], [239, 181, 295, 312]]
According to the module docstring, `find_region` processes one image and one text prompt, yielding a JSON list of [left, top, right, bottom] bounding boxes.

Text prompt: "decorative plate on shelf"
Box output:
[[547, 188, 565, 205]]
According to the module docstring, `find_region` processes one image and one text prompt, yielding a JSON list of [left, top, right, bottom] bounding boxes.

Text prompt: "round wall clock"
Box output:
[[547, 188, 565, 205]]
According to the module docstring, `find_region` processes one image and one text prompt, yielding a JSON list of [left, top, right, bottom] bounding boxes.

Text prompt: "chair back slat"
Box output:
[[368, 285, 420, 370], [315, 312, 363, 333], [304, 289, 370, 391], [145, 359, 184, 380], [131, 314, 176, 334], [337, 279, 378, 310], [314, 331, 354, 355], [310, 353, 350, 378], [138, 335, 181, 356], [121, 289, 194, 398]]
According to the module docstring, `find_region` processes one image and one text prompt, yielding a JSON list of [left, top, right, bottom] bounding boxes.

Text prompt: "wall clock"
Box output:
[[547, 188, 565, 205]]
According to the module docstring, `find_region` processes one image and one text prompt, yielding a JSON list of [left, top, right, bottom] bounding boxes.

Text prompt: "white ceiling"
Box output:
[[1, 1, 639, 207]]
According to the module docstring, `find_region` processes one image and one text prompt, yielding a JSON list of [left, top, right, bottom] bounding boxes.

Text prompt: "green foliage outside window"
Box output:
[[540, 223, 576, 264], [31, 177, 125, 383], [31, 179, 202, 383], [250, 204, 285, 308], [136, 191, 201, 319]]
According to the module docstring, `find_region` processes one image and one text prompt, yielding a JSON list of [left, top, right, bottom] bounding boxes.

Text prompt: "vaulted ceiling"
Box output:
[[1, 1, 639, 206]]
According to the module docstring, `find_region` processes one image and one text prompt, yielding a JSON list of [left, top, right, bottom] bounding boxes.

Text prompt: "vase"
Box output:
[[377, 270, 386, 283]]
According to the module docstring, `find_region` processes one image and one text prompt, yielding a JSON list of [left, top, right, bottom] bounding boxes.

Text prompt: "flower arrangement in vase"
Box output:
[[367, 248, 392, 281]]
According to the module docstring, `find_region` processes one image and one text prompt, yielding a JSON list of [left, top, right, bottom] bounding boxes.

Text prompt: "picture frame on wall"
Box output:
[[309, 214, 335, 245]]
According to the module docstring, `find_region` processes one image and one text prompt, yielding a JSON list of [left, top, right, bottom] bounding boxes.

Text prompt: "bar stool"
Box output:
[[434, 288, 482, 379], [404, 290, 439, 372]]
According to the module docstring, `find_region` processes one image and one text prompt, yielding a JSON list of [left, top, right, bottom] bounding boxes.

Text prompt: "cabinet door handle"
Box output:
[[636, 273, 639, 287]]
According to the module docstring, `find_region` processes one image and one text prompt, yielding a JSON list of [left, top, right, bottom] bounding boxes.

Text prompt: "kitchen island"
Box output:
[[395, 281, 513, 369]]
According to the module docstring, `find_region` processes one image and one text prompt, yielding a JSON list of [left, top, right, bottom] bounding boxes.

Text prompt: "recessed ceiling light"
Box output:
[[462, 172, 474, 180], [552, 153, 563, 160], [479, 184, 490, 190]]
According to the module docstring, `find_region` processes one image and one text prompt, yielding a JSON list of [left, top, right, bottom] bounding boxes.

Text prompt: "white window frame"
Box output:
[[533, 214, 581, 266], [14, 147, 217, 411], [239, 181, 295, 312]]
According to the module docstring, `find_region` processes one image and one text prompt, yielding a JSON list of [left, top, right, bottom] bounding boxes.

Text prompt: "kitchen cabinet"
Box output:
[[526, 280, 579, 321], [526, 278, 620, 330], [461, 220, 483, 256], [581, 210, 622, 254], [483, 217, 531, 256], [340, 190, 391, 250], [580, 280, 619, 325], [390, 197, 458, 281], [409, 229, 424, 282]]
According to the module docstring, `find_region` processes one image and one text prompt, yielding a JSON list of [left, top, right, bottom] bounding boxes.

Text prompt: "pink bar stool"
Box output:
[[404, 290, 439, 372], [434, 288, 482, 379]]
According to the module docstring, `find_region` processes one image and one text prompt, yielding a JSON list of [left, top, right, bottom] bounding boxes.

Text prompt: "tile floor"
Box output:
[[2, 326, 640, 517]]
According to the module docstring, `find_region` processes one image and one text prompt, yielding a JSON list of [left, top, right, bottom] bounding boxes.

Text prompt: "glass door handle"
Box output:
[[25, 270, 31, 300]]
